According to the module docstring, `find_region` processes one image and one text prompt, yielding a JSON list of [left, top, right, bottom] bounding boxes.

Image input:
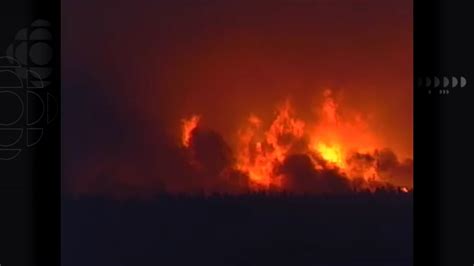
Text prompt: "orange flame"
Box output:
[[235, 101, 306, 188], [180, 90, 412, 192], [308, 90, 384, 178], [181, 115, 200, 147]]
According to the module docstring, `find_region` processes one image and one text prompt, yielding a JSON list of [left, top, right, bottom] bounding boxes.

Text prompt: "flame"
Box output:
[[234, 92, 377, 188], [235, 101, 305, 188], [181, 115, 200, 147], [180, 90, 412, 192], [314, 142, 345, 169]]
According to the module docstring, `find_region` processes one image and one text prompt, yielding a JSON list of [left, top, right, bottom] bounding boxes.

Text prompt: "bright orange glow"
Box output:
[[181, 115, 200, 147], [234, 101, 305, 188], [232, 91, 382, 188], [314, 142, 345, 169], [180, 90, 412, 192]]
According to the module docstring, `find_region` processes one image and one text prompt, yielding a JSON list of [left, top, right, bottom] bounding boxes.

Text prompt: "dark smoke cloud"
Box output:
[[277, 154, 352, 194], [346, 149, 413, 188], [188, 128, 233, 178], [62, 78, 193, 197], [375, 149, 413, 188], [184, 127, 250, 194]]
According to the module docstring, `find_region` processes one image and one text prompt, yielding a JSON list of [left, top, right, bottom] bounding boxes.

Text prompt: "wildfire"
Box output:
[[235, 101, 305, 188], [233, 92, 374, 188], [180, 90, 412, 193]]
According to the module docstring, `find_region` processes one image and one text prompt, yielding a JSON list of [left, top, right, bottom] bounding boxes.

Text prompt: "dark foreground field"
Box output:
[[62, 191, 412, 266]]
